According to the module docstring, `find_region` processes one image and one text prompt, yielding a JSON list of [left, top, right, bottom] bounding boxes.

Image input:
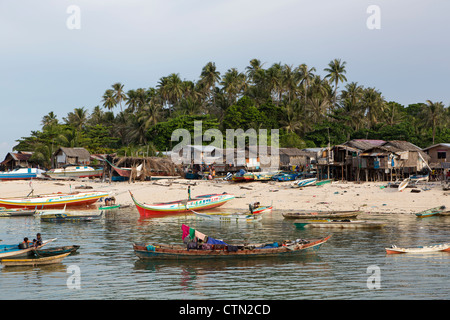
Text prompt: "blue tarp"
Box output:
[[206, 237, 227, 245]]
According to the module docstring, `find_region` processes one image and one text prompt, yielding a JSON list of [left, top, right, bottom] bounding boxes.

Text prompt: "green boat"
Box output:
[[415, 205, 446, 218], [315, 179, 332, 186], [99, 204, 121, 210]]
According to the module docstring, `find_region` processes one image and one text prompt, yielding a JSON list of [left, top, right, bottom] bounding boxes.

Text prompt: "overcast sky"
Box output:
[[1, 0, 449, 158]]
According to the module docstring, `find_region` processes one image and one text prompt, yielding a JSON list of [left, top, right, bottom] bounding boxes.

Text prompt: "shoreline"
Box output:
[[0, 178, 448, 215]]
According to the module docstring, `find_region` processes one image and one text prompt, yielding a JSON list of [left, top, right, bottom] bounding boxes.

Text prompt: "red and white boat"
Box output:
[[130, 191, 234, 217], [386, 243, 450, 254]]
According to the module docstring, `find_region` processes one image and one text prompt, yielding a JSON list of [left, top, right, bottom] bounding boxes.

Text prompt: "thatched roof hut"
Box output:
[[110, 156, 183, 180]]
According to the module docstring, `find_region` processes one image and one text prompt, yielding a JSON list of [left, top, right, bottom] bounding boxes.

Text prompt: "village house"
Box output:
[[52, 147, 91, 168], [0, 151, 36, 171], [422, 143, 450, 179]]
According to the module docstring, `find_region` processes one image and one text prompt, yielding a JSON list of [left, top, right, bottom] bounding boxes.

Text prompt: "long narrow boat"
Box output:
[[130, 191, 235, 217], [192, 210, 263, 222], [294, 219, 386, 229], [44, 165, 103, 179], [315, 179, 332, 186], [0, 238, 57, 259], [398, 178, 409, 192], [1, 252, 71, 267], [415, 205, 446, 218], [133, 227, 331, 260], [0, 207, 36, 217], [0, 191, 109, 209], [40, 210, 103, 222], [296, 178, 317, 187], [282, 210, 360, 220], [386, 243, 450, 254], [0, 168, 46, 181], [34, 245, 80, 257]]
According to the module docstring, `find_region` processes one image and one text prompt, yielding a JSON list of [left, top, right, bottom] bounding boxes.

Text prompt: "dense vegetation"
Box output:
[[14, 59, 450, 167]]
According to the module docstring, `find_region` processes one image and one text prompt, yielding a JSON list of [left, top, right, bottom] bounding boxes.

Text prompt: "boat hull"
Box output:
[[294, 220, 386, 229], [386, 244, 450, 254], [0, 239, 56, 259], [1, 252, 71, 267], [133, 236, 331, 260], [0, 192, 109, 209], [45, 170, 103, 179], [282, 211, 360, 220], [130, 191, 235, 217]]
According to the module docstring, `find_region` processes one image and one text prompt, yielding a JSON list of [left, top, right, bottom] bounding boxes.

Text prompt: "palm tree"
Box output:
[[361, 87, 386, 129], [112, 82, 126, 112], [102, 89, 116, 111], [64, 107, 88, 131], [200, 62, 221, 102], [266, 63, 283, 104], [423, 100, 445, 144], [41, 111, 59, 128], [324, 59, 347, 111], [296, 64, 316, 102], [245, 59, 265, 84], [220, 68, 247, 104]]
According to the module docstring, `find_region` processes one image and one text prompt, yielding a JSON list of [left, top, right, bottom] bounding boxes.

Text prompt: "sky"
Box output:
[[0, 0, 449, 158]]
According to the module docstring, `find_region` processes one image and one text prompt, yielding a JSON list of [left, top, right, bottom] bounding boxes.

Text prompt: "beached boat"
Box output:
[[192, 210, 263, 222], [398, 178, 409, 192], [385, 243, 450, 254], [0, 207, 36, 217], [296, 178, 317, 187], [252, 173, 274, 181], [272, 172, 299, 181], [45, 165, 103, 179], [0, 191, 109, 209], [0, 238, 57, 259], [39, 210, 103, 222], [1, 252, 71, 267], [415, 205, 446, 218], [0, 168, 46, 181], [294, 219, 386, 229], [232, 173, 255, 182], [282, 210, 360, 220], [315, 179, 332, 186], [33, 245, 80, 257], [130, 191, 235, 216], [409, 174, 429, 182], [133, 225, 331, 260]]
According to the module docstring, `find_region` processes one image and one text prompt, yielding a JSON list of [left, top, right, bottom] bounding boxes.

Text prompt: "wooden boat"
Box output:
[[0, 191, 109, 209], [415, 205, 446, 218], [0, 168, 46, 181], [1, 252, 71, 267], [385, 243, 450, 254], [33, 245, 80, 257], [398, 178, 409, 192], [0, 207, 36, 217], [39, 210, 103, 222], [232, 173, 254, 182], [252, 172, 274, 181], [130, 191, 235, 216], [192, 210, 263, 222], [409, 174, 429, 182], [282, 210, 360, 220], [0, 238, 57, 259], [297, 178, 317, 187], [294, 219, 386, 229], [44, 165, 103, 179], [272, 172, 299, 181], [99, 204, 121, 210], [133, 227, 331, 260], [191, 203, 272, 222], [315, 179, 332, 186]]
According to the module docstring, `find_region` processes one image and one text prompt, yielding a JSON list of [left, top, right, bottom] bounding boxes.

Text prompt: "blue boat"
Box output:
[[0, 238, 57, 259], [0, 168, 46, 181], [272, 172, 299, 181]]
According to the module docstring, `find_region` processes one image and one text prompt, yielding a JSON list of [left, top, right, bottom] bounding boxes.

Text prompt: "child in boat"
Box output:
[[33, 233, 43, 247], [19, 237, 33, 249]]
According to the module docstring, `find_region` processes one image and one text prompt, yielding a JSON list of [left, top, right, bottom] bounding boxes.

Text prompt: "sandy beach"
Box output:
[[1, 178, 448, 215]]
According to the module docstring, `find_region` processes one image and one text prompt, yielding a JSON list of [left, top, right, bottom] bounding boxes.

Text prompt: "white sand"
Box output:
[[1, 178, 448, 214]]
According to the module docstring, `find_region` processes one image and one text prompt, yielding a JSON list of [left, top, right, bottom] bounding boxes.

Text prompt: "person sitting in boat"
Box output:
[[33, 233, 43, 247], [19, 237, 32, 249]]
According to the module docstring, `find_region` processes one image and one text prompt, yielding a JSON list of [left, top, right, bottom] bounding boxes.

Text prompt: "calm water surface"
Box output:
[[1, 208, 449, 300]]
